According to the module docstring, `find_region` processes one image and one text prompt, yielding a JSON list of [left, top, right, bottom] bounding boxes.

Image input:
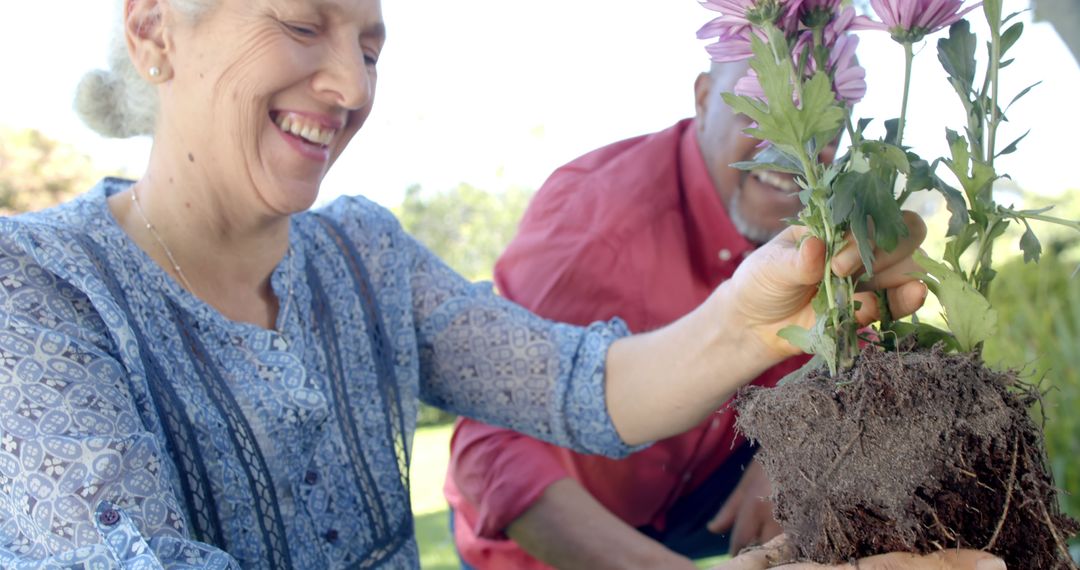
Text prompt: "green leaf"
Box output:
[[830, 172, 856, 226], [904, 157, 935, 194], [777, 325, 814, 353], [914, 251, 998, 352], [776, 354, 825, 386], [995, 129, 1030, 158], [721, 35, 843, 175], [1019, 221, 1042, 263], [800, 71, 847, 146], [856, 118, 873, 137], [860, 141, 910, 174], [944, 129, 996, 205], [932, 176, 971, 237], [730, 145, 804, 175], [779, 314, 839, 374], [944, 224, 977, 273], [1000, 21, 1023, 56], [938, 21, 977, 95], [884, 118, 899, 146], [1006, 81, 1040, 111], [889, 321, 962, 352], [1002, 9, 1027, 25], [836, 167, 909, 275]]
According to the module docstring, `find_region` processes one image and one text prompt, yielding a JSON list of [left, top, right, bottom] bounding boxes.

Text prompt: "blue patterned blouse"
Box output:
[[0, 178, 633, 569]]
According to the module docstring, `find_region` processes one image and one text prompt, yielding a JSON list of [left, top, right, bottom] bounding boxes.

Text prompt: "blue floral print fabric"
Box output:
[[0, 178, 632, 569]]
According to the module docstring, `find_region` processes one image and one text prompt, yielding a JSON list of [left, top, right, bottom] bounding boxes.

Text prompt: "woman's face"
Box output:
[[160, 0, 384, 215]]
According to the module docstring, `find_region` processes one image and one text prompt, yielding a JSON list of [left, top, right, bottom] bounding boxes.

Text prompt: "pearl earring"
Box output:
[[149, 66, 161, 78]]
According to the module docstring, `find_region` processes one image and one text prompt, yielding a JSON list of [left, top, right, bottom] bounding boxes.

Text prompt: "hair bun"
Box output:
[[73, 57, 157, 139], [74, 69, 127, 138]]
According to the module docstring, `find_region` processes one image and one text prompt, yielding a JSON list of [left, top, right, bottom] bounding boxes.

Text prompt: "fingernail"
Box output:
[[976, 557, 1006, 570]]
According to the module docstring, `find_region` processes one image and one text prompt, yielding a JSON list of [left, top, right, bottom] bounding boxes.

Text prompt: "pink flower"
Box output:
[[699, 0, 800, 36], [699, 0, 757, 38], [784, 0, 843, 27], [704, 30, 755, 62], [868, 0, 981, 42], [828, 34, 867, 103], [734, 69, 766, 99], [824, 7, 881, 44], [734, 32, 866, 104]]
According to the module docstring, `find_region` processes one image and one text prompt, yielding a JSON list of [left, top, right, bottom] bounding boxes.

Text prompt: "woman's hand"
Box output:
[[722, 211, 928, 359], [711, 535, 1006, 570]]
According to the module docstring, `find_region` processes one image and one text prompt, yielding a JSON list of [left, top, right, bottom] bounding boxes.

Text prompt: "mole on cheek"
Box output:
[[188, 153, 195, 163]]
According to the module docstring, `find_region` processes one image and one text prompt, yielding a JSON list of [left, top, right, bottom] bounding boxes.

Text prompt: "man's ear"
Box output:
[[125, 0, 172, 82], [694, 71, 711, 130]]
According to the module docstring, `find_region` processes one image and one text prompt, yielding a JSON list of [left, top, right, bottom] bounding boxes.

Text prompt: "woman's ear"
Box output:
[[125, 0, 173, 82]]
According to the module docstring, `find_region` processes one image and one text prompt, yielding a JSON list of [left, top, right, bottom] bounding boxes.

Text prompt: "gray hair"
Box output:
[[74, 0, 215, 138]]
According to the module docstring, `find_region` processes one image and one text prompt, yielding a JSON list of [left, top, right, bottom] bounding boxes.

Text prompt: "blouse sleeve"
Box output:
[[0, 234, 240, 569], [401, 229, 639, 459]]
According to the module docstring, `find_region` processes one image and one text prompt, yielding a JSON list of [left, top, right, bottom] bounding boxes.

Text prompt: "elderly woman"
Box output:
[[0, 0, 1002, 569]]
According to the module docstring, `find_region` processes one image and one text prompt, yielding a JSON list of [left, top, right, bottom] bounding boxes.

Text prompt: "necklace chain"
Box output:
[[130, 188, 294, 336], [131, 189, 199, 295]]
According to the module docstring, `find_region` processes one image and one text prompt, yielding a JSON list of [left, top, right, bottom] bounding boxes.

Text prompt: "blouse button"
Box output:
[[324, 529, 339, 544], [304, 470, 319, 485], [98, 508, 121, 527]]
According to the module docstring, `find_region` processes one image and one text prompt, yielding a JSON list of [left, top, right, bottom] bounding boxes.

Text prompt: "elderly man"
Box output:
[[443, 62, 818, 569]]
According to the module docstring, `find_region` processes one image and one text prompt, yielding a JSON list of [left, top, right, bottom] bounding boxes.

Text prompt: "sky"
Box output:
[[1, 0, 1078, 210]]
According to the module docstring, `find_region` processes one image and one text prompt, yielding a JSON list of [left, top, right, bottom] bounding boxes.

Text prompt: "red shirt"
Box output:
[[443, 119, 807, 569]]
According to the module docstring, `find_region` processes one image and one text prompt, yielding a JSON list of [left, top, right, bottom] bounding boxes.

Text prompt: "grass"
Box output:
[[410, 424, 460, 570], [408, 423, 729, 569]]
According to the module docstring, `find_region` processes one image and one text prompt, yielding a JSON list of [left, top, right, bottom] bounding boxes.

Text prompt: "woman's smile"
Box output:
[[272, 110, 341, 162]]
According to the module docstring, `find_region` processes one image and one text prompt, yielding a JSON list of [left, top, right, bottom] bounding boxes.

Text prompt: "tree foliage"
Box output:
[[0, 127, 106, 215], [395, 183, 532, 282]]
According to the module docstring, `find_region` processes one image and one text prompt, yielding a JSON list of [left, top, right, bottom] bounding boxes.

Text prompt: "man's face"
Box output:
[[694, 65, 804, 244]]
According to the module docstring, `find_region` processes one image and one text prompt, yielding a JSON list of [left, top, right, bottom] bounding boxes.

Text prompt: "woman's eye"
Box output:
[[285, 23, 318, 37], [364, 53, 379, 66]]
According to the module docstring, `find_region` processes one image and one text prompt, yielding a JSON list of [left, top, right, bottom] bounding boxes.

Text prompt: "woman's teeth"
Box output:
[[753, 170, 799, 192], [275, 115, 335, 146]]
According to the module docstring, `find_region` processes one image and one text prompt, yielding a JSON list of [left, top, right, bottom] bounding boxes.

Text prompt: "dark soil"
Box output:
[[736, 346, 1080, 569]]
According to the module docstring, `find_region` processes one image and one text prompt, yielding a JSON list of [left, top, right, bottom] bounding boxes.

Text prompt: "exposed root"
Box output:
[[985, 434, 1019, 551], [1038, 497, 1079, 570], [930, 509, 957, 542]]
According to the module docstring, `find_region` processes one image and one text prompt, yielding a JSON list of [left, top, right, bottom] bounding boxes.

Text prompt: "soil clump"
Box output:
[[737, 346, 1079, 569]]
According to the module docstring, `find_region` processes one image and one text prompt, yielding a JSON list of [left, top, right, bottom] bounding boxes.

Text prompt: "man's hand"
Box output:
[[707, 460, 782, 554], [711, 535, 1006, 570], [724, 211, 928, 359]]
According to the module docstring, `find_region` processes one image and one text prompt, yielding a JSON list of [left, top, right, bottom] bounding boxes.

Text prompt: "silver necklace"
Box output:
[[131, 189, 199, 295], [130, 188, 295, 336]]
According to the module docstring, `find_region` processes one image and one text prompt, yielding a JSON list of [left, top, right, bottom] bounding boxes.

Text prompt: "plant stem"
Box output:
[[896, 42, 914, 147], [986, 9, 1002, 165], [1004, 209, 1080, 232]]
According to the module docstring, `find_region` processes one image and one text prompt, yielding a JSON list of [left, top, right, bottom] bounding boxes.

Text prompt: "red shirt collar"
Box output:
[[678, 119, 755, 278]]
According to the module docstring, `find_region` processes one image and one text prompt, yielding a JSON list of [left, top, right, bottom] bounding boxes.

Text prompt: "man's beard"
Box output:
[[728, 186, 783, 245]]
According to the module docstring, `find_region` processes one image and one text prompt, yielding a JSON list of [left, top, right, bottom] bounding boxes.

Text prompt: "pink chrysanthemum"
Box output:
[[868, 0, 981, 42], [734, 32, 866, 104], [699, 0, 800, 37], [828, 33, 867, 103], [698, 0, 758, 38], [784, 0, 843, 27], [823, 6, 881, 44]]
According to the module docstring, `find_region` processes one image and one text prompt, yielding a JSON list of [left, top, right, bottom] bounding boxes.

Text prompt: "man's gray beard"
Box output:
[[729, 187, 782, 245]]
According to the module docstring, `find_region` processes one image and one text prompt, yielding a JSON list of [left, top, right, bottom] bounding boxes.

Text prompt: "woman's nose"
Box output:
[[312, 44, 372, 111]]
